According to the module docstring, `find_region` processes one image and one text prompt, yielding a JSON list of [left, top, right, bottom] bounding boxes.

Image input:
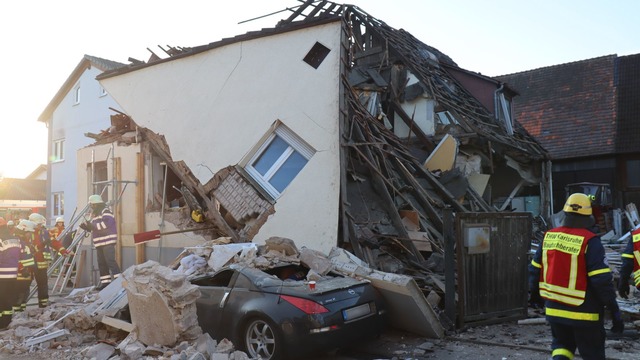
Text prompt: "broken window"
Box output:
[[495, 92, 514, 135], [303, 42, 331, 69], [52, 139, 65, 162], [435, 111, 459, 126], [245, 125, 315, 199]]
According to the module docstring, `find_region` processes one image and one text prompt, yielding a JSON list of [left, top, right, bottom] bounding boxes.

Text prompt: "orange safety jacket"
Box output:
[[537, 227, 595, 307], [27, 228, 67, 269]]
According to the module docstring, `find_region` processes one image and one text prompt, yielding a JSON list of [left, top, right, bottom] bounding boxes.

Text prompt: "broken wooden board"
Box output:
[[364, 271, 445, 338], [424, 133, 458, 172]]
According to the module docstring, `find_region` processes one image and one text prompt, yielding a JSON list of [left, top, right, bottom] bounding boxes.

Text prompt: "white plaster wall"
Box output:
[[394, 72, 436, 138], [76, 144, 140, 242], [101, 22, 343, 253], [49, 66, 122, 225]]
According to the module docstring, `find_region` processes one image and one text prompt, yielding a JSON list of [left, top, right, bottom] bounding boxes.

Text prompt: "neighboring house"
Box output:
[[88, 0, 548, 271], [497, 54, 640, 219], [37, 55, 125, 226], [26, 164, 47, 180], [0, 176, 46, 221]]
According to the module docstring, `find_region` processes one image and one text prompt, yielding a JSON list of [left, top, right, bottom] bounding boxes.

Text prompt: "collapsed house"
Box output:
[[67, 1, 551, 329]]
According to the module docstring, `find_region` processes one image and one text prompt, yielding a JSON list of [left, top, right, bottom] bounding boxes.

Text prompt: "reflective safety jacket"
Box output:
[[529, 226, 617, 325], [0, 237, 22, 279], [620, 228, 640, 287], [26, 228, 67, 269], [90, 208, 117, 247]]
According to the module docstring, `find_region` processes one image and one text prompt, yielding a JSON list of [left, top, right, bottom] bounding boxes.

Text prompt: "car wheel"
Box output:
[[242, 317, 283, 360]]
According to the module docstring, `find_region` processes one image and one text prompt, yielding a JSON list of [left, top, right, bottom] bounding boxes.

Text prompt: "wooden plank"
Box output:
[[424, 134, 458, 172], [136, 152, 146, 264], [102, 315, 135, 332]]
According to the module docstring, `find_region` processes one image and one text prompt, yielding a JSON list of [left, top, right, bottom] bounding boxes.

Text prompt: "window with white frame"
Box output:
[[245, 125, 315, 199], [52, 192, 64, 217], [52, 139, 65, 162], [74, 85, 81, 104]]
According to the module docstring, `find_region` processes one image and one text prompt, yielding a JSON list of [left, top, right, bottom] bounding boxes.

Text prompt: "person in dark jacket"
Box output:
[[0, 217, 21, 329], [79, 194, 121, 290], [529, 193, 623, 360]]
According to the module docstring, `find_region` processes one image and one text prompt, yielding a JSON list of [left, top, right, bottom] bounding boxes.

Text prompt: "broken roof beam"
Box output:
[[393, 157, 443, 232], [389, 101, 436, 152], [140, 128, 240, 243], [350, 122, 423, 263]]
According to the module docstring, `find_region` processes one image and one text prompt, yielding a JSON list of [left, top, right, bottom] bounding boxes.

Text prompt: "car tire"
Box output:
[[241, 317, 284, 360]]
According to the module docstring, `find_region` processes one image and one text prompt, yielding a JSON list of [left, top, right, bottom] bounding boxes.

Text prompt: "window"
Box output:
[[52, 139, 65, 162], [303, 42, 331, 69], [245, 125, 315, 199], [627, 160, 640, 187], [74, 85, 81, 104], [52, 192, 64, 217], [496, 91, 513, 135]]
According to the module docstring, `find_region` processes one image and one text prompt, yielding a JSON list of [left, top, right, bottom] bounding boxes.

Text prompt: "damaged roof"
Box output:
[[94, 1, 550, 274]]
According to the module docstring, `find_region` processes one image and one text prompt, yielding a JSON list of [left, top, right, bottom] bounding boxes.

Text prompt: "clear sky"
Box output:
[[1, 0, 638, 178]]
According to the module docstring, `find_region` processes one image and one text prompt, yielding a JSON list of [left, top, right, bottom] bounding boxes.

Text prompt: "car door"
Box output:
[[195, 269, 237, 339]]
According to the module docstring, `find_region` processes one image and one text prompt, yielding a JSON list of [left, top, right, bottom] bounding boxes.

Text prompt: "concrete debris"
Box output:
[[121, 261, 202, 346]]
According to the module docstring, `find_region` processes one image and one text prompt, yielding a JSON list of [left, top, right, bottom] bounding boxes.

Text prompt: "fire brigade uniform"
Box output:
[[617, 227, 640, 298], [529, 193, 622, 360], [0, 218, 23, 329], [10, 220, 36, 314], [28, 214, 70, 308], [80, 195, 121, 289]]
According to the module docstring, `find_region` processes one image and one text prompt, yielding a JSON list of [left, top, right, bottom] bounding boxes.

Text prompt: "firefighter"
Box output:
[[0, 217, 22, 329], [79, 194, 121, 290], [7, 220, 15, 236], [12, 220, 36, 313], [27, 213, 70, 308], [529, 193, 623, 360], [617, 227, 640, 298]]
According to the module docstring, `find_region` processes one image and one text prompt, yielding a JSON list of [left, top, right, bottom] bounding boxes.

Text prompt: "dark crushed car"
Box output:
[[191, 264, 388, 359]]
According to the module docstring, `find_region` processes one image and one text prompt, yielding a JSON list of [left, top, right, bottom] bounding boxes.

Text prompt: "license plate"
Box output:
[[343, 303, 371, 321]]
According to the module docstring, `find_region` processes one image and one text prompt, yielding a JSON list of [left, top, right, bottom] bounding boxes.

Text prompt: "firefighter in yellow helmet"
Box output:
[[529, 193, 622, 359]]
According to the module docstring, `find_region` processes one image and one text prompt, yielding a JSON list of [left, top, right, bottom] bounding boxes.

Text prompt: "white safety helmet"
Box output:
[[7, 220, 14, 226], [16, 219, 36, 232], [28, 213, 47, 226], [88, 194, 104, 204], [56, 217, 65, 224]]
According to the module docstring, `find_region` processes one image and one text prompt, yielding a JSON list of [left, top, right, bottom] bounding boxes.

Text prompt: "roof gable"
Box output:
[[38, 55, 125, 122]]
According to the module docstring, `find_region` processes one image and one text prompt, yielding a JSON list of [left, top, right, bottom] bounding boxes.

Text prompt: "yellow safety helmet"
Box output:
[[563, 193, 592, 216]]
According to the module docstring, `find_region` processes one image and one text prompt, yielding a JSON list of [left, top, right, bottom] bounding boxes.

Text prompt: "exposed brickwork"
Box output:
[[496, 55, 617, 160], [211, 167, 274, 240]]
